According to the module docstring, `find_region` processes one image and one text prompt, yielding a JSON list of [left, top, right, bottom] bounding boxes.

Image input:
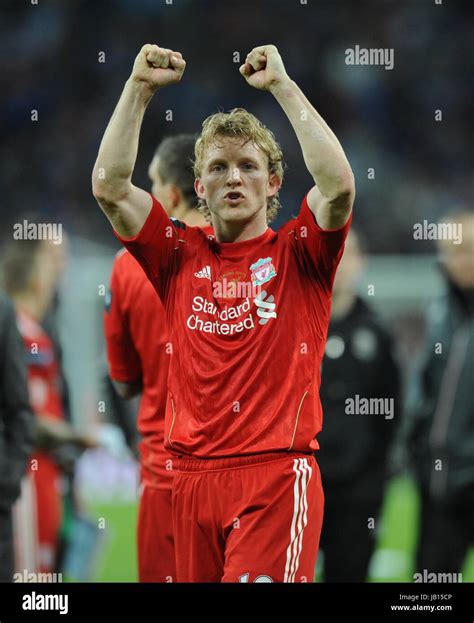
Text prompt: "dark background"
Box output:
[[1, 0, 472, 251]]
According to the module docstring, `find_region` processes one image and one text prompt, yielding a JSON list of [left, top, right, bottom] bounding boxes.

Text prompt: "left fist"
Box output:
[[239, 45, 290, 91]]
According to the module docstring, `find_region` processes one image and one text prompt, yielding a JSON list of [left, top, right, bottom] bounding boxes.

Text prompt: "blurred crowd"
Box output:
[[0, 0, 471, 251]]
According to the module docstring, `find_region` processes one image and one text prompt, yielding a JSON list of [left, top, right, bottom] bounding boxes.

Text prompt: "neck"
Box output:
[[13, 292, 45, 322], [212, 215, 268, 243], [331, 289, 356, 320]]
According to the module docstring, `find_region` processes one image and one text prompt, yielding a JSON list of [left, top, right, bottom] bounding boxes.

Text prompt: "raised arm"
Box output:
[[240, 45, 355, 230], [92, 44, 186, 238]]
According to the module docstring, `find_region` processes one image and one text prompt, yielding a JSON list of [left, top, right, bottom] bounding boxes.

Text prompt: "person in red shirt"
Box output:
[[2, 238, 95, 573], [93, 44, 355, 582], [104, 134, 212, 582]]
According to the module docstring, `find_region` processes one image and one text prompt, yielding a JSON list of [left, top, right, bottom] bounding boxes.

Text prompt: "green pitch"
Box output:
[[370, 477, 473, 582], [87, 476, 473, 583], [88, 500, 138, 582]]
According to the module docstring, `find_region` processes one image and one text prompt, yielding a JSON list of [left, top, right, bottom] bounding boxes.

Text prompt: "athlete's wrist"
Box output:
[[125, 76, 158, 104], [269, 76, 295, 99]]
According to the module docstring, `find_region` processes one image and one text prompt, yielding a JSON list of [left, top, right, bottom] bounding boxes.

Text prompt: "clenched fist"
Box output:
[[130, 44, 186, 94], [239, 45, 290, 92]]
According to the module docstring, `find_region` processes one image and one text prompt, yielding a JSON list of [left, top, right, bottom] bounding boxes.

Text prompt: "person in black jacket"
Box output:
[[317, 230, 401, 582], [0, 292, 35, 582], [405, 211, 473, 576], [1, 237, 97, 575]]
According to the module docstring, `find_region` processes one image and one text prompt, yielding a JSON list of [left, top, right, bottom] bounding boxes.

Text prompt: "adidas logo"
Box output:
[[194, 265, 211, 280]]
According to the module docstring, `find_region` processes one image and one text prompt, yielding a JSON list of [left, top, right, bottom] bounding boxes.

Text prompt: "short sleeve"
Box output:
[[114, 193, 185, 302], [103, 257, 141, 383], [283, 192, 352, 292]]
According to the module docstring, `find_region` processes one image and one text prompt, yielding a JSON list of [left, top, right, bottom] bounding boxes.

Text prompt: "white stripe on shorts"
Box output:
[[283, 457, 312, 583]]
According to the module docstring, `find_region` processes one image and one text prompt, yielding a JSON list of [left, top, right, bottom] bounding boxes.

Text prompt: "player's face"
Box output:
[[195, 138, 280, 224], [31, 240, 62, 318], [49, 232, 69, 281]]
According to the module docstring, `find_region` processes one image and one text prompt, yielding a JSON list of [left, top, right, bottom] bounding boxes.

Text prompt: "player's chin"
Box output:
[[220, 205, 251, 222]]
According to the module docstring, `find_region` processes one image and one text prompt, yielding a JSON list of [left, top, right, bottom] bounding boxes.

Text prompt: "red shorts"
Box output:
[[172, 452, 324, 582], [137, 484, 176, 582]]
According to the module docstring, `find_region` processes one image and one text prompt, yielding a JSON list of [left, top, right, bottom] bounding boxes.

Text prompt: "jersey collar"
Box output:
[[211, 227, 276, 258]]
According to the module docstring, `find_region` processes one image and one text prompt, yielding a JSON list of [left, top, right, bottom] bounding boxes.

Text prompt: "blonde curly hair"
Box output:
[[193, 108, 285, 224]]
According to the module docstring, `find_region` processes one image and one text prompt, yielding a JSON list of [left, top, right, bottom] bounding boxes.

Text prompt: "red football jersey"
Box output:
[[116, 192, 351, 458], [16, 309, 64, 422], [16, 308, 64, 572], [104, 248, 171, 488]]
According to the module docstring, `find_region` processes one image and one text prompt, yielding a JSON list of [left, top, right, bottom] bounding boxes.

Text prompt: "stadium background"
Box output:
[[1, 0, 472, 581]]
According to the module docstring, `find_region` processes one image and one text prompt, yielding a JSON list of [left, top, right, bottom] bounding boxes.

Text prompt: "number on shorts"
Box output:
[[238, 573, 273, 583]]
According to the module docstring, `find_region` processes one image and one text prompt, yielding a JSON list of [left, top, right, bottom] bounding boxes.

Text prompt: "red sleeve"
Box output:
[[284, 192, 352, 292], [103, 255, 141, 383], [113, 193, 184, 302]]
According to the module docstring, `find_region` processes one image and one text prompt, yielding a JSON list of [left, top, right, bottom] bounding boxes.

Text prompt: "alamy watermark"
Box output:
[[413, 570, 462, 583], [345, 394, 394, 420], [413, 220, 462, 244], [16, 570, 66, 614], [212, 278, 262, 299], [13, 220, 63, 245], [22, 591, 68, 615], [345, 45, 394, 70], [14, 569, 63, 583]]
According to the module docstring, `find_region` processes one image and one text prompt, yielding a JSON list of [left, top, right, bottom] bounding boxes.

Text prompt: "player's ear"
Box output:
[[194, 178, 205, 199], [267, 173, 282, 198]]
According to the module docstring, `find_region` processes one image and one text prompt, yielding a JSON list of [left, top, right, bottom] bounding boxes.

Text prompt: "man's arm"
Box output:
[[240, 45, 355, 230], [100, 372, 140, 460], [35, 415, 97, 451], [92, 44, 186, 238], [103, 257, 143, 397]]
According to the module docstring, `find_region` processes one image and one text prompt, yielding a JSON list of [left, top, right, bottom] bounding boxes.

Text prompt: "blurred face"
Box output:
[[49, 232, 69, 282], [332, 232, 365, 294], [194, 138, 280, 225], [439, 215, 474, 289], [31, 240, 63, 317]]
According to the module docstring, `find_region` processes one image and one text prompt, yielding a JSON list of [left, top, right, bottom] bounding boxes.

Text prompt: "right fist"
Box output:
[[130, 44, 186, 93]]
